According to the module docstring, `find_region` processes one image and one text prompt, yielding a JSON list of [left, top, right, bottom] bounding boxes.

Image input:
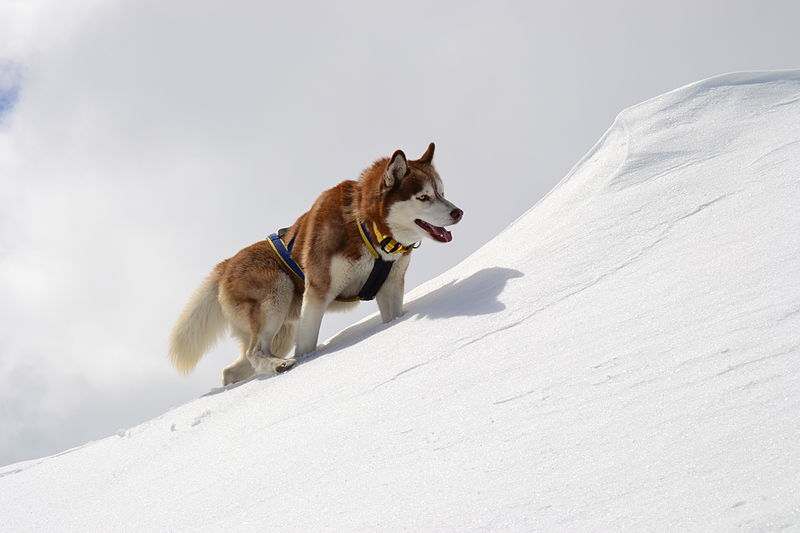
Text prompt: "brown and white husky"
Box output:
[[169, 143, 463, 385]]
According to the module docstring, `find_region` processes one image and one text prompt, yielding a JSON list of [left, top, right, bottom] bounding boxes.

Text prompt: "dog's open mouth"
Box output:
[[415, 219, 453, 243]]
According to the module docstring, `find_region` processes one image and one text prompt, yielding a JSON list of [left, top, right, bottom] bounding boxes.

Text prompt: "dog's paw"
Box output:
[[249, 354, 296, 377], [274, 358, 296, 374]]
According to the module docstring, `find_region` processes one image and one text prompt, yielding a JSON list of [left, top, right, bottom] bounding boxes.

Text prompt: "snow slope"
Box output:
[[2, 71, 800, 531]]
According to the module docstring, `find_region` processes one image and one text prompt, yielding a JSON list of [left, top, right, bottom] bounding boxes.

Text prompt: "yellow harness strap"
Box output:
[[357, 220, 380, 259], [369, 221, 415, 255]]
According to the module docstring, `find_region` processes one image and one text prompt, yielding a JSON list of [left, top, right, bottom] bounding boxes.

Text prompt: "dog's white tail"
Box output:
[[169, 267, 227, 374]]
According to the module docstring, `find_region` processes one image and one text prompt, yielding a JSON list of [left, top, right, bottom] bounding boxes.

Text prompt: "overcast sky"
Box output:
[[1, 0, 799, 466]]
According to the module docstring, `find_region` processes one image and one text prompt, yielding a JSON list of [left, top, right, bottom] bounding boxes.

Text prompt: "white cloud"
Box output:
[[2, 0, 800, 466]]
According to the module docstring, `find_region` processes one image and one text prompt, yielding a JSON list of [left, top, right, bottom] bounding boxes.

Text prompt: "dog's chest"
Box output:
[[329, 252, 398, 298]]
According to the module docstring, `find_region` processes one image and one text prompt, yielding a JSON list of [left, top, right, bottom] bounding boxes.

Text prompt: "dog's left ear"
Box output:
[[417, 142, 435, 164], [384, 150, 408, 188]]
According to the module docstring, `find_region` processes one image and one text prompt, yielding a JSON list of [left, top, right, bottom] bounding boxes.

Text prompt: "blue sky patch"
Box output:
[[0, 61, 22, 123]]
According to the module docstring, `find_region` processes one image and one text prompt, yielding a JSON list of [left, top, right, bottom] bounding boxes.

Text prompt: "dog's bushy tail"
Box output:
[[169, 266, 227, 374]]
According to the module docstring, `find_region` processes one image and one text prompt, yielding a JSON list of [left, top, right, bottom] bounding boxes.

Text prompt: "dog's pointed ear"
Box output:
[[417, 142, 435, 164], [384, 150, 408, 188]]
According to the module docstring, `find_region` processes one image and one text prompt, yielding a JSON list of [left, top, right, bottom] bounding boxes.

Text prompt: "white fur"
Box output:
[[330, 254, 375, 298], [376, 253, 410, 323], [296, 255, 367, 355], [385, 184, 461, 245], [295, 290, 326, 357], [235, 274, 298, 380], [169, 270, 227, 374]]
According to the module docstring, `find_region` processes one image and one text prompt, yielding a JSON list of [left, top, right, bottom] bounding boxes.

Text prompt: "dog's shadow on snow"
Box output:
[[404, 266, 524, 320], [308, 266, 524, 361]]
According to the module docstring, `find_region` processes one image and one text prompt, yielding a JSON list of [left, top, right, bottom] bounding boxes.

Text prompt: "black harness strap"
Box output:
[[357, 257, 393, 301]]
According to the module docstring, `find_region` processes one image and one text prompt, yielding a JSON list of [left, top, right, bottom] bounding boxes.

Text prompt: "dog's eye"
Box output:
[[417, 195, 430, 202]]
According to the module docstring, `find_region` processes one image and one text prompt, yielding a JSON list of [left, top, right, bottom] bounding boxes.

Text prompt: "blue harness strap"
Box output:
[[267, 233, 305, 281]]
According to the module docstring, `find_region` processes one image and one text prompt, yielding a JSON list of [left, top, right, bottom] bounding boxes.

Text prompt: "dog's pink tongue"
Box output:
[[430, 224, 453, 243], [416, 219, 454, 243]]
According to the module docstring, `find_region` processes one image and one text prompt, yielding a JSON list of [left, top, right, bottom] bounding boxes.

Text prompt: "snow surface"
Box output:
[[2, 71, 800, 531]]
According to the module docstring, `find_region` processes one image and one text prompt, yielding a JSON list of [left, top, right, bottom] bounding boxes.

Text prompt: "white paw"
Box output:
[[249, 353, 296, 376]]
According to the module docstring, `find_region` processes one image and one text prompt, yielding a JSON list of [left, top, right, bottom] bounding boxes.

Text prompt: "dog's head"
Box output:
[[379, 143, 463, 245]]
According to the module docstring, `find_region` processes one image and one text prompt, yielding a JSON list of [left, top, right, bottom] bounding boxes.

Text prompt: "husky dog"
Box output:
[[169, 143, 463, 385]]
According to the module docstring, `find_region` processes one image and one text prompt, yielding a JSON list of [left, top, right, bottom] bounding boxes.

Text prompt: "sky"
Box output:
[[1, 0, 799, 466]]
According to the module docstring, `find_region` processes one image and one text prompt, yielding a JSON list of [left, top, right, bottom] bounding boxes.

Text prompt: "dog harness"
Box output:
[[267, 221, 415, 302]]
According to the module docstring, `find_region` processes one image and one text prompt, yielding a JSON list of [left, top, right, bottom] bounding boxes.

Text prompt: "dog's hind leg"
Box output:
[[271, 320, 297, 357], [222, 342, 255, 386], [246, 313, 296, 376], [245, 285, 297, 376], [220, 324, 259, 385]]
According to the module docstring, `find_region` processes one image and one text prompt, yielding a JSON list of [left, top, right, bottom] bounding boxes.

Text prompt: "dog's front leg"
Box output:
[[376, 285, 403, 323], [376, 274, 406, 323], [295, 288, 328, 358], [376, 255, 409, 323]]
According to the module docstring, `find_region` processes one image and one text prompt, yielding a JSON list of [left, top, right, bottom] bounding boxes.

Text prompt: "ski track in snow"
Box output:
[[2, 70, 800, 532]]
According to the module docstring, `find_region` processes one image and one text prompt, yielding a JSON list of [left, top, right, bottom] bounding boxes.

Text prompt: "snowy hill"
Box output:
[[2, 71, 800, 531]]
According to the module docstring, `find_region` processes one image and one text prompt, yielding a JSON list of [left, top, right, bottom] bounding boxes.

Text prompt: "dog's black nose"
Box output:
[[451, 208, 463, 222]]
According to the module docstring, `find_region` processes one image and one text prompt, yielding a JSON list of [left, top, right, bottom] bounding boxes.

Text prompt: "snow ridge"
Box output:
[[2, 71, 800, 532]]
